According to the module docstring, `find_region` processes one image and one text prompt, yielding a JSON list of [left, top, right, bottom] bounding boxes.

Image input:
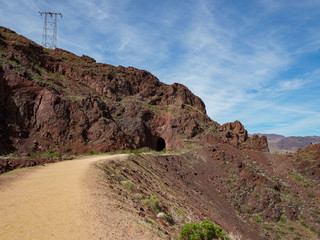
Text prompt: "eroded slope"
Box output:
[[100, 144, 320, 240]]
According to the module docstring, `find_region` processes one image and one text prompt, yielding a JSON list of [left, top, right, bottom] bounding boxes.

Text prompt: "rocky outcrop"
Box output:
[[0, 26, 264, 155], [219, 121, 269, 152], [0, 27, 217, 155], [219, 120, 248, 146], [244, 135, 269, 152]]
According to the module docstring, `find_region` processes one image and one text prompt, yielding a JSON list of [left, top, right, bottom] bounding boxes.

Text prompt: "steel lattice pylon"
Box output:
[[39, 12, 62, 49]]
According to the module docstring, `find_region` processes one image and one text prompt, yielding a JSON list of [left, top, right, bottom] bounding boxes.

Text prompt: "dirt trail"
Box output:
[[0, 154, 157, 240]]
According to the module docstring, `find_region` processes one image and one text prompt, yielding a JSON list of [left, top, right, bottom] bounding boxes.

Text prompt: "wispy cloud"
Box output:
[[1, 0, 320, 136], [277, 79, 305, 91]]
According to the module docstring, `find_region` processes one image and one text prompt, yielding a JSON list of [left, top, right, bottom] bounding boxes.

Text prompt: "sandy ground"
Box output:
[[0, 154, 160, 240]]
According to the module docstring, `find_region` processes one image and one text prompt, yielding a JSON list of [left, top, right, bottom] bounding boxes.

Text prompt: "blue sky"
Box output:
[[1, 0, 320, 136]]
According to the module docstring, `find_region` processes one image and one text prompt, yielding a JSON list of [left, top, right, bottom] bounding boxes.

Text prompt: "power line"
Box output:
[[39, 12, 62, 49]]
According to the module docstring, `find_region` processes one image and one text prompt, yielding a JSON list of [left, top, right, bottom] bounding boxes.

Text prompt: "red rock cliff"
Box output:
[[0, 26, 267, 155]]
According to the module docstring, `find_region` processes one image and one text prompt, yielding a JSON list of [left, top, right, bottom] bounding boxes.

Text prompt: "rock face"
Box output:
[[220, 121, 269, 152], [219, 120, 248, 145], [0, 27, 266, 155], [244, 135, 269, 152]]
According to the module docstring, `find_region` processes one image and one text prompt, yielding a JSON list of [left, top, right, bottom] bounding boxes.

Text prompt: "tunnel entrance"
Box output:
[[156, 137, 166, 151]]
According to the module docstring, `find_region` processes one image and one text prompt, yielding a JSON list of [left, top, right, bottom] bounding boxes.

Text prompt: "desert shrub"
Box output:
[[180, 220, 229, 240], [288, 226, 294, 232], [307, 193, 315, 198], [41, 150, 61, 158], [185, 144, 195, 150], [88, 149, 95, 155], [131, 148, 150, 155], [162, 213, 175, 225], [122, 180, 136, 192], [300, 220, 309, 228], [64, 147, 71, 152], [279, 214, 287, 223], [111, 173, 126, 182], [142, 196, 162, 214]]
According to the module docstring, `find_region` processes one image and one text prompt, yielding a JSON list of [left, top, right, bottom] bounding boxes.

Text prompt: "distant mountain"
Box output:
[[253, 133, 320, 152], [256, 133, 285, 141]]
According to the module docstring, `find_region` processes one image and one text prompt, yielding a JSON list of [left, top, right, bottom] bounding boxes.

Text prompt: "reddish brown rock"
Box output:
[[219, 121, 269, 152], [219, 120, 248, 146], [0, 27, 217, 155], [244, 135, 269, 152], [0, 26, 263, 155]]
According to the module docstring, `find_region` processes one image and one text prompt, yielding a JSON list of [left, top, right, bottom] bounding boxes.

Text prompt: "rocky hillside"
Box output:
[[100, 143, 320, 240], [0, 26, 266, 157], [254, 134, 320, 152], [2, 26, 320, 240]]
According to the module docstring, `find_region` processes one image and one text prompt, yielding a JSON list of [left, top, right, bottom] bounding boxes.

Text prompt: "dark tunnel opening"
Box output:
[[156, 137, 166, 151]]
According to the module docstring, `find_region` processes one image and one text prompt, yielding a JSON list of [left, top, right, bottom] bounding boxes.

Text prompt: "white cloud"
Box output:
[[155, 0, 294, 126], [1, 0, 320, 136], [266, 116, 320, 136], [277, 79, 305, 91]]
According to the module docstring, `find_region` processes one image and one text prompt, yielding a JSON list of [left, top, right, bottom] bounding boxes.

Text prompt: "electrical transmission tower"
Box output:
[[39, 12, 62, 49]]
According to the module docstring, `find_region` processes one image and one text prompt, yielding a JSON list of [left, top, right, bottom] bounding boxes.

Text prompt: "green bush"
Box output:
[[300, 220, 309, 228], [142, 196, 162, 214], [41, 150, 62, 158], [88, 149, 95, 155], [162, 213, 175, 225], [307, 193, 315, 198], [122, 180, 136, 192], [180, 220, 229, 240]]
